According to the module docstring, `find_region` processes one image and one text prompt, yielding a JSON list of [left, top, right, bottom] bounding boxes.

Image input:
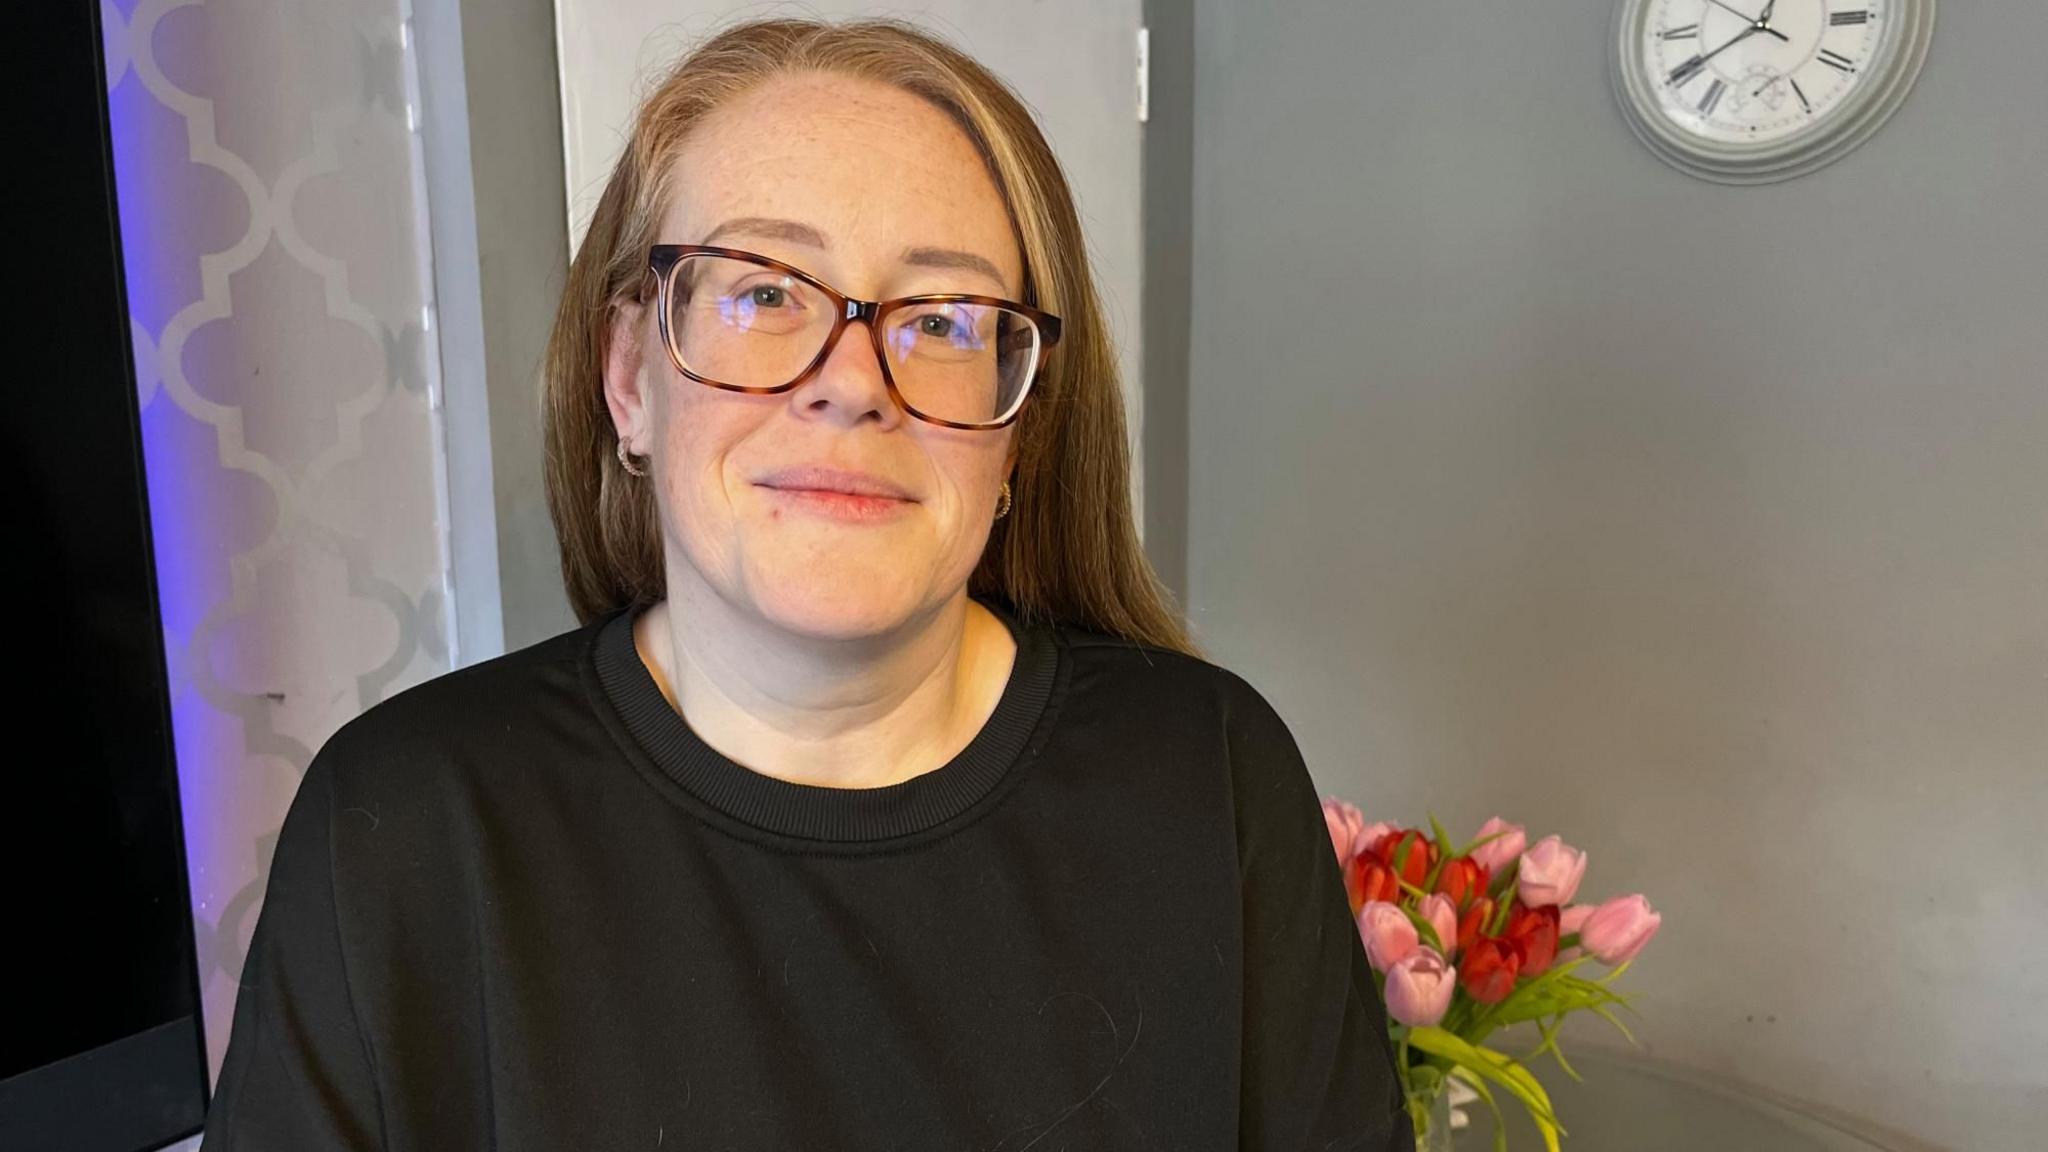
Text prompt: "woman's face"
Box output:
[[608, 72, 1025, 642]]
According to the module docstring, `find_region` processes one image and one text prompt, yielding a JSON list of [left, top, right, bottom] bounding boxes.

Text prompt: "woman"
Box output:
[[203, 17, 1409, 1150]]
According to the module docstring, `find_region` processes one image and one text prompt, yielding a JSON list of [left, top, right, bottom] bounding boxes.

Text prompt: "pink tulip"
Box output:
[[1556, 903, 1594, 963], [1578, 894, 1661, 966], [1357, 901, 1419, 972], [1417, 893, 1459, 958], [1383, 947, 1455, 1027], [1470, 816, 1527, 874], [1517, 835, 1587, 907], [1322, 798, 1367, 863]]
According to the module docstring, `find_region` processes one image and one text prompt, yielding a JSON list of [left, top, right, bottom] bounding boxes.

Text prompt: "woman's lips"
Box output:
[[757, 485, 915, 523]]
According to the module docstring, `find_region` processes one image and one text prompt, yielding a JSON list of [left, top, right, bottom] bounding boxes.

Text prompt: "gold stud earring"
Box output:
[[994, 479, 1012, 520], [616, 438, 647, 477]]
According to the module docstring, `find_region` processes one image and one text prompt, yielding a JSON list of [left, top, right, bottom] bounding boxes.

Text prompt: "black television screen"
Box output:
[[0, 2, 210, 1149]]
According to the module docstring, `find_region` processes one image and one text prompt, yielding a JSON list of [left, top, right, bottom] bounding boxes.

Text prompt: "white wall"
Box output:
[[1186, 2, 2048, 1149], [552, 0, 1148, 525]]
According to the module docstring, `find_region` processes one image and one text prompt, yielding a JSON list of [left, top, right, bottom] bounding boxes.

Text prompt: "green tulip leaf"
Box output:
[[1405, 1027, 1564, 1152], [1489, 860, 1521, 899], [1448, 1065, 1511, 1152], [1523, 1016, 1584, 1083], [1401, 905, 1448, 954], [1430, 814, 1455, 860], [1488, 884, 1517, 935], [1457, 828, 1514, 859], [1587, 1001, 1640, 1047]]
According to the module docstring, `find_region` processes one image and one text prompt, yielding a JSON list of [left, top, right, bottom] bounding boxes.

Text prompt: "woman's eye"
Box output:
[[748, 284, 788, 308], [917, 314, 956, 338]]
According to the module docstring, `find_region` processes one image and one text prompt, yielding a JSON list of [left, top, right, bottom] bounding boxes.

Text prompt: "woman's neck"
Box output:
[[631, 572, 1018, 791]]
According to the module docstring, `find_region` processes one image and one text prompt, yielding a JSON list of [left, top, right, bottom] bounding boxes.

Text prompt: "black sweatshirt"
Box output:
[[200, 597, 1412, 1151]]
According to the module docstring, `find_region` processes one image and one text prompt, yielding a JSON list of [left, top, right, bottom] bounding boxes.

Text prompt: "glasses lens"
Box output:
[[664, 254, 1044, 426], [880, 301, 1042, 426], [667, 254, 835, 388]]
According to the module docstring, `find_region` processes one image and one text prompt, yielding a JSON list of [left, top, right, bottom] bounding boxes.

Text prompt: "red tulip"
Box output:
[[1433, 856, 1490, 910], [1460, 938, 1521, 1004], [1456, 896, 1497, 955], [1346, 854, 1400, 914], [1505, 902, 1561, 977], [1371, 828, 1437, 891]]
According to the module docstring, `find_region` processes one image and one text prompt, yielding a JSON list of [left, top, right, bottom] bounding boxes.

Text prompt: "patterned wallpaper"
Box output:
[[103, 0, 456, 1085]]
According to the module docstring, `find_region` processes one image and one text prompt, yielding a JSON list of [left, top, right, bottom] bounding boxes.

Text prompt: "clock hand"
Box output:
[[1702, 0, 1792, 41], [1703, 0, 1762, 20], [1680, 24, 1759, 81], [1756, 0, 1788, 37]]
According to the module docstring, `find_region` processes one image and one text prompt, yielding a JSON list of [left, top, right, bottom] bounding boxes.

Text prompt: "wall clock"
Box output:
[[1611, 0, 1936, 183]]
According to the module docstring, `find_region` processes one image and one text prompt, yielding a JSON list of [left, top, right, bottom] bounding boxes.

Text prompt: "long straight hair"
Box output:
[[541, 16, 1197, 657]]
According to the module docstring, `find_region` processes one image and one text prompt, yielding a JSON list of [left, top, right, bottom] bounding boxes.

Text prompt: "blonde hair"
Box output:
[[541, 16, 1196, 657]]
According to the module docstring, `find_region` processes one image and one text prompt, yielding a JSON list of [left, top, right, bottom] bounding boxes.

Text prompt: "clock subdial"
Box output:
[[1646, 0, 1884, 144]]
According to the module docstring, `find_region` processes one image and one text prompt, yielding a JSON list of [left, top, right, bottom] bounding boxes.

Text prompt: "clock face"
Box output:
[[1642, 0, 1886, 144]]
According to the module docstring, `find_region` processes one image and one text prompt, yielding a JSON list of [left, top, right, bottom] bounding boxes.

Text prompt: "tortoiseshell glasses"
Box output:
[[643, 244, 1063, 430]]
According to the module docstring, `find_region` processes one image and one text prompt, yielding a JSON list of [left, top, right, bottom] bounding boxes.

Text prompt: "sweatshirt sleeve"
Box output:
[[1223, 672, 1413, 1152], [201, 750, 384, 1150]]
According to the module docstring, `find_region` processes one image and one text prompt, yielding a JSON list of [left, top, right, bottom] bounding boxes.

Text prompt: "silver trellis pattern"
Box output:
[[103, 0, 456, 1086]]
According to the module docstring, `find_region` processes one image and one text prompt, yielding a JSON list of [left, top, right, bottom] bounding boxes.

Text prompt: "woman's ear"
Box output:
[[602, 298, 649, 451]]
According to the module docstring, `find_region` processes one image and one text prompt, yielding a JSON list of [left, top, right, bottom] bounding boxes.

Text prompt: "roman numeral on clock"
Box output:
[[1669, 55, 1707, 86], [1698, 79, 1727, 115], [1791, 77, 1812, 112], [1818, 48, 1857, 71], [1661, 23, 1699, 39], [1830, 10, 1870, 25]]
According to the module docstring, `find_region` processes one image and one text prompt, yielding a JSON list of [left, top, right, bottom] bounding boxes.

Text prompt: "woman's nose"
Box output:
[[788, 320, 902, 428]]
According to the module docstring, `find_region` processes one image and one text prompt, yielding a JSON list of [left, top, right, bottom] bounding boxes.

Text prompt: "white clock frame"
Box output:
[[1611, 0, 1937, 184]]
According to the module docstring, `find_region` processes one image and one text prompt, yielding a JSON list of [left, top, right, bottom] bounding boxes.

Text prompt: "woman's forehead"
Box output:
[[662, 74, 1022, 290]]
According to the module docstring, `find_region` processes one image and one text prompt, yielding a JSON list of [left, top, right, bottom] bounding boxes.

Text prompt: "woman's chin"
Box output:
[[739, 565, 931, 641]]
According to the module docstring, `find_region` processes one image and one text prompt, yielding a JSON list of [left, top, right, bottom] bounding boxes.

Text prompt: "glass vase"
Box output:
[[1413, 1084, 1455, 1152]]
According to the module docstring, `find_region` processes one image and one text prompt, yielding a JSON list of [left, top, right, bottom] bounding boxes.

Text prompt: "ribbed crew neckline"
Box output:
[[591, 598, 1061, 842]]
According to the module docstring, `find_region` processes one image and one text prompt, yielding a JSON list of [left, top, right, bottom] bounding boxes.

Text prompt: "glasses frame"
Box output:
[[644, 244, 1064, 431]]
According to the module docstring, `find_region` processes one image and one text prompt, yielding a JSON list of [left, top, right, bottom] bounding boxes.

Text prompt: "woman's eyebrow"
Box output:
[[699, 216, 826, 247], [698, 217, 1006, 287], [902, 246, 1006, 287]]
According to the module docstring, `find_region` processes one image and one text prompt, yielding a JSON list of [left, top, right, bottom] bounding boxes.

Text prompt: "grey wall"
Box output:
[[1185, 3, 2047, 1149], [1142, 0, 1194, 603], [461, 0, 578, 649]]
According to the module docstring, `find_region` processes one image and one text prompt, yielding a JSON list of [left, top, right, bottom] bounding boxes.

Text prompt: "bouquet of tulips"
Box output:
[[1322, 802, 1663, 1150]]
